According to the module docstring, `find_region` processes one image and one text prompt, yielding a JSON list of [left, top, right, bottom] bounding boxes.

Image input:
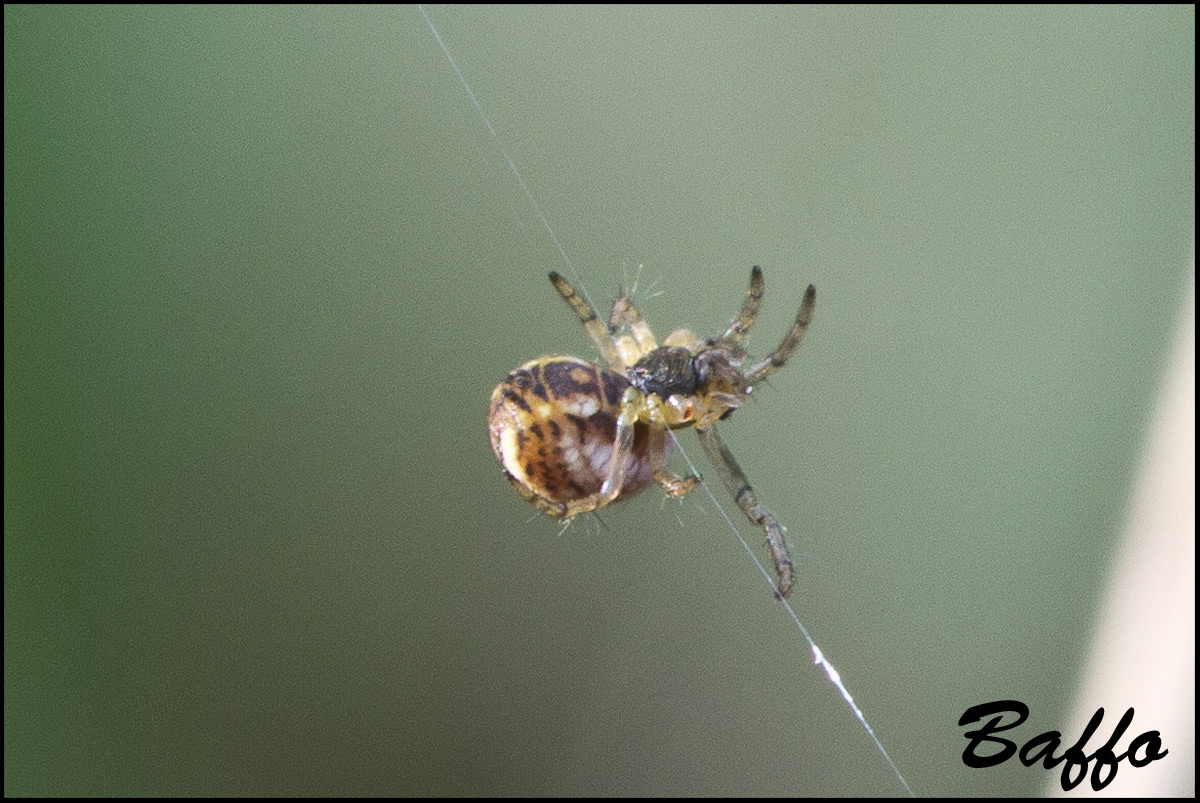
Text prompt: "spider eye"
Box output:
[[668, 394, 695, 422]]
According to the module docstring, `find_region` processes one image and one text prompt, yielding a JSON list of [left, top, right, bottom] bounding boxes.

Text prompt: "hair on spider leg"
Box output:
[[615, 262, 666, 316], [654, 474, 699, 531], [639, 276, 665, 301], [617, 261, 643, 301], [546, 510, 611, 538], [666, 499, 687, 532], [587, 510, 610, 534], [618, 260, 640, 304], [527, 503, 574, 533]]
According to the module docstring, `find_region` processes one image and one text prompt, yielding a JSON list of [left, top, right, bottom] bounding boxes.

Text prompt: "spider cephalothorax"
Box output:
[[488, 266, 815, 598]]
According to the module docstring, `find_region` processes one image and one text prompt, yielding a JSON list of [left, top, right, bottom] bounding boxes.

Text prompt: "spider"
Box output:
[[487, 267, 815, 598]]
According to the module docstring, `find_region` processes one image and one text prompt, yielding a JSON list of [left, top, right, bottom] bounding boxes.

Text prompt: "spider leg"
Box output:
[[546, 385, 643, 519], [695, 425, 795, 599], [648, 425, 700, 497], [609, 294, 659, 367], [722, 265, 765, 342], [549, 272, 625, 374], [597, 388, 641, 501], [609, 296, 658, 353], [744, 284, 815, 386]]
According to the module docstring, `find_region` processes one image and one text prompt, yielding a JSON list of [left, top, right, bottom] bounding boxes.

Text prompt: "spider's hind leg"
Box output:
[[695, 425, 795, 599], [549, 271, 626, 373]]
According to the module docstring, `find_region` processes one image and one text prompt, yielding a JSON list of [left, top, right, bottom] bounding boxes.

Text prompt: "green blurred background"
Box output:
[[5, 5, 1193, 796]]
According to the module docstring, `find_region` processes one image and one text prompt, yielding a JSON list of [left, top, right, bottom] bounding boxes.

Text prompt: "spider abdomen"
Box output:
[[488, 356, 659, 518]]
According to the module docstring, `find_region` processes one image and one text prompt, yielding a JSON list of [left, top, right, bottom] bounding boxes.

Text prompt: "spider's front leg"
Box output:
[[745, 284, 816, 386], [695, 425, 795, 599], [596, 387, 642, 503], [599, 388, 699, 508], [722, 265, 765, 342], [529, 383, 643, 521]]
